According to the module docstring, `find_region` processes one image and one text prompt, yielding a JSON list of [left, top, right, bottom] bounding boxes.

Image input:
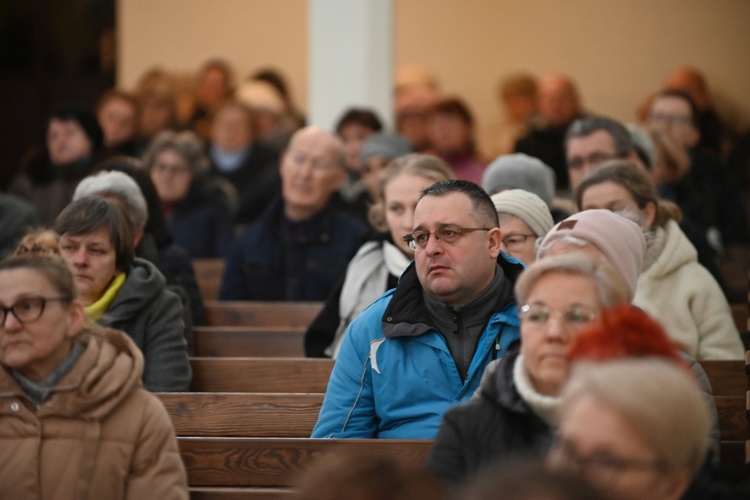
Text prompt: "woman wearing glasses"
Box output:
[[0, 253, 188, 498], [426, 253, 629, 491], [551, 358, 710, 500], [490, 189, 554, 265], [304, 153, 453, 357]]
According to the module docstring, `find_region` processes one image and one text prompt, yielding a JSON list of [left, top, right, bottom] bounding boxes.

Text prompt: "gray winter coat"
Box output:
[[99, 258, 192, 392]]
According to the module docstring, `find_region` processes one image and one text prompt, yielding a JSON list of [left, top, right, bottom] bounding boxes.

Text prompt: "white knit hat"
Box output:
[[491, 189, 554, 238]]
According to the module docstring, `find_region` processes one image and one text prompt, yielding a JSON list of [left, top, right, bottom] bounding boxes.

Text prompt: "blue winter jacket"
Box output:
[[311, 255, 523, 439]]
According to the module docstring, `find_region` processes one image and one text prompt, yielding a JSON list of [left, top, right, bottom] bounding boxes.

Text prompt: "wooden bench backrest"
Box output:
[[157, 392, 323, 437], [194, 326, 305, 357], [178, 438, 433, 487], [190, 357, 334, 393], [700, 360, 749, 396], [204, 301, 324, 328], [193, 259, 225, 302]]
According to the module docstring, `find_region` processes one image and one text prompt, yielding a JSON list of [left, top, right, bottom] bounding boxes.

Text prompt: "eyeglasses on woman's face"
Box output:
[[0, 296, 71, 327], [519, 302, 598, 330]]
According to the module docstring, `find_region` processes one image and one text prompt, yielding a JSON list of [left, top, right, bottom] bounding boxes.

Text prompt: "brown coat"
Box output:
[[0, 328, 188, 500]]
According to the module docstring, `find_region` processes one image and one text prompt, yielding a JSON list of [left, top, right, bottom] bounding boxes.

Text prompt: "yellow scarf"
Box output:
[[84, 272, 127, 322]]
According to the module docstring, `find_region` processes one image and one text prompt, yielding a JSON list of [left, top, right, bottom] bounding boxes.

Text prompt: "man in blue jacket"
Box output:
[[312, 180, 524, 439]]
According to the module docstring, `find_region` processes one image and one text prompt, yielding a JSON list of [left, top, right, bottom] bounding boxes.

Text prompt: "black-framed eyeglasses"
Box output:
[[0, 296, 72, 326], [552, 437, 667, 485], [501, 233, 536, 250], [403, 225, 491, 250], [519, 303, 598, 329]]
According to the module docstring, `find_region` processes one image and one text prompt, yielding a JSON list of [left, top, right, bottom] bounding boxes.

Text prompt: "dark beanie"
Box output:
[[49, 103, 104, 152]]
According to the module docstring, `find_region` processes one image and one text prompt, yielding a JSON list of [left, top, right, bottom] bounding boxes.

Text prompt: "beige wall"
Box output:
[[120, 0, 750, 131]]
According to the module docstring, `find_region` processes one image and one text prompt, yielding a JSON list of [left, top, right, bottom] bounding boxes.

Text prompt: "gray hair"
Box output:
[[565, 116, 633, 159], [74, 170, 149, 230], [142, 129, 210, 178]]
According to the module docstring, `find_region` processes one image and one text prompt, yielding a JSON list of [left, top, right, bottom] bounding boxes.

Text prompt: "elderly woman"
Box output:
[[490, 189, 554, 265], [304, 153, 453, 357], [143, 130, 234, 258], [551, 359, 711, 500], [54, 196, 191, 392], [425, 253, 630, 490], [575, 161, 743, 360], [0, 253, 188, 498]]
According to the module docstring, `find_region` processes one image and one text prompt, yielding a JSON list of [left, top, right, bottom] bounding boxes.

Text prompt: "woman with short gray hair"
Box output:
[[142, 130, 234, 258]]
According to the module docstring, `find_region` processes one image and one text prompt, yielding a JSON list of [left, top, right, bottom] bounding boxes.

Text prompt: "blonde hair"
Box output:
[[561, 358, 710, 474], [515, 253, 630, 307], [14, 229, 60, 256], [367, 153, 453, 231]]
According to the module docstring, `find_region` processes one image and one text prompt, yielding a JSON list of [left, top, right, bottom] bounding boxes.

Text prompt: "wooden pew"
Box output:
[[204, 301, 323, 328], [701, 360, 749, 395], [179, 438, 432, 488], [699, 357, 750, 470], [190, 357, 334, 393], [193, 259, 225, 301], [194, 326, 305, 357], [157, 393, 323, 438]]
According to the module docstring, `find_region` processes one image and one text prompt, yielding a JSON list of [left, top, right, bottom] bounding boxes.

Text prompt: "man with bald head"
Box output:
[[516, 73, 585, 190], [220, 126, 367, 300]]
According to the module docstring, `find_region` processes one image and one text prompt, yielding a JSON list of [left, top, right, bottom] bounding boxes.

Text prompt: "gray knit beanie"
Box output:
[[482, 153, 556, 207], [491, 189, 554, 238], [359, 133, 413, 169]]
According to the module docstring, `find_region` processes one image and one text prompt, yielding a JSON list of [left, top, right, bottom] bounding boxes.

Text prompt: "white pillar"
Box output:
[[308, 0, 393, 130]]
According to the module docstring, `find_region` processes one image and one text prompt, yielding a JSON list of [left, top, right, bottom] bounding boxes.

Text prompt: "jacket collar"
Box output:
[[381, 253, 524, 339]]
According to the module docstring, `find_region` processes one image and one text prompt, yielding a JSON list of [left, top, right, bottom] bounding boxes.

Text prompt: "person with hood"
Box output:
[[9, 103, 105, 225], [425, 253, 630, 491], [575, 160, 743, 360], [312, 180, 524, 439], [0, 253, 188, 498], [143, 130, 235, 258], [54, 196, 191, 392]]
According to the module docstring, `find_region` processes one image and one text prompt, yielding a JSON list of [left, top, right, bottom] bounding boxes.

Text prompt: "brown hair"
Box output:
[[14, 229, 60, 257], [0, 253, 76, 302], [54, 197, 135, 272], [575, 160, 681, 228]]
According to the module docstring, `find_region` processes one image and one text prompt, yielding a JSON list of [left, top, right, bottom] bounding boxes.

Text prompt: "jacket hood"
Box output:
[[381, 252, 524, 337], [642, 220, 697, 279], [100, 258, 167, 326], [477, 349, 529, 413], [0, 328, 143, 420]]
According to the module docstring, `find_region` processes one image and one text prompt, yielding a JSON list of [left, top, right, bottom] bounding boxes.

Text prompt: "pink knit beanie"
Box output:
[[539, 209, 647, 300]]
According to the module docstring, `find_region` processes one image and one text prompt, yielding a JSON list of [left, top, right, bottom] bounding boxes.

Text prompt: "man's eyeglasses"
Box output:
[[519, 303, 598, 329], [648, 112, 691, 128], [0, 296, 71, 326], [501, 233, 536, 250], [403, 225, 491, 250], [567, 153, 617, 171]]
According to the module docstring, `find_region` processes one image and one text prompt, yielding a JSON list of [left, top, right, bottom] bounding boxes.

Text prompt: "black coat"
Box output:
[[425, 349, 554, 491]]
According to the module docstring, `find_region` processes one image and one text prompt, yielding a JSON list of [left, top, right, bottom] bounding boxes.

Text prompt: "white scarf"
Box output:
[[327, 240, 410, 358], [513, 353, 561, 427]]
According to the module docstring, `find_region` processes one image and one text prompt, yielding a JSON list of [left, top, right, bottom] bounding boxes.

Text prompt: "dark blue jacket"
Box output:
[[219, 198, 367, 301], [167, 184, 234, 259]]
